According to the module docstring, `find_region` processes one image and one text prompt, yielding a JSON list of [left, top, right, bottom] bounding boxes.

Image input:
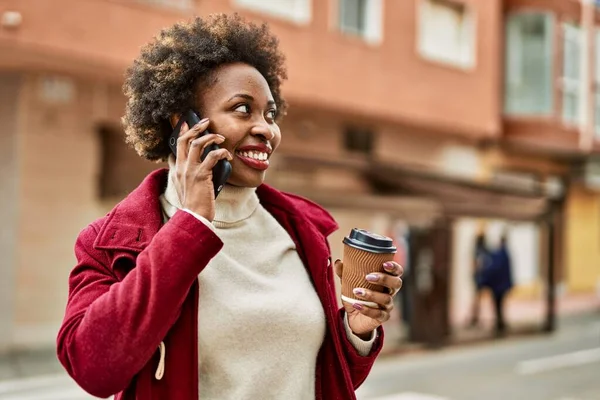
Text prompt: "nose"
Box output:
[[250, 119, 275, 141]]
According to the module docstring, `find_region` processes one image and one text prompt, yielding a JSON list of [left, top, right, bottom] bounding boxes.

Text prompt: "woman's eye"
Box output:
[[234, 104, 250, 113], [266, 109, 277, 120]]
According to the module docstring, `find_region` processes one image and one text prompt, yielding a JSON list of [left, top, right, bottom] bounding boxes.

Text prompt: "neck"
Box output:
[[162, 167, 259, 225]]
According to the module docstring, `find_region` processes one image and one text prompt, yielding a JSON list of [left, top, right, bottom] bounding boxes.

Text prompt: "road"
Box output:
[[0, 315, 598, 399], [357, 315, 600, 400]]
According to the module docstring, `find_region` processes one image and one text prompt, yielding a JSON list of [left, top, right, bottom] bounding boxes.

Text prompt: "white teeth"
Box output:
[[237, 151, 268, 161]]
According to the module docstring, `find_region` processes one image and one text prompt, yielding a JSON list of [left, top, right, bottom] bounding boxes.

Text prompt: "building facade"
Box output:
[[0, 0, 599, 352]]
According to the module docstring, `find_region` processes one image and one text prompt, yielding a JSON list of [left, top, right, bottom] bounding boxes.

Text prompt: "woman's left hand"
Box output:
[[334, 260, 403, 339]]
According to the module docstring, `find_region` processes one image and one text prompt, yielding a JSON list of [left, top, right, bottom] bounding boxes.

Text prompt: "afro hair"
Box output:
[[121, 13, 287, 161]]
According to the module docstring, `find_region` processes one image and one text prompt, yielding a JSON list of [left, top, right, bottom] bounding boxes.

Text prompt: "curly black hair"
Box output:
[[122, 13, 288, 161]]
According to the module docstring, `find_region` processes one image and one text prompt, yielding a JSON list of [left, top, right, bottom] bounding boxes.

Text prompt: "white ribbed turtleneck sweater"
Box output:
[[159, 169, 374, 399]]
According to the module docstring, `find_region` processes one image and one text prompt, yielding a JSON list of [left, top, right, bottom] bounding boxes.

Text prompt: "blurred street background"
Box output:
[[1, 0, 600, 399]]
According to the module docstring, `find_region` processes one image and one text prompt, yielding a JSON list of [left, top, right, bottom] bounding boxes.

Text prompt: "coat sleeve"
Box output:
[[56, 211, 222, 398], [325, 266, 384, 390], [335, 309, 384, 389]]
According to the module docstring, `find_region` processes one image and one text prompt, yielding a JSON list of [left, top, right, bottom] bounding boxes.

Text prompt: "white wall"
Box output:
[[451, 218, 479, 323]]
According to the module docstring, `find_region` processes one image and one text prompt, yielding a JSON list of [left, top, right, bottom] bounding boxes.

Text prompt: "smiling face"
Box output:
[[194, 63, 282, 188]]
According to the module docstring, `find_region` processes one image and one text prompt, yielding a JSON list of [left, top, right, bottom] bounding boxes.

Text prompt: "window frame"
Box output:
[[233, 0, 312, 25], [594, 28, 600, 139], [338, 0, 367, 37], [416, 0, 477, 70], [560, 21, 581, 126], [503, 11, 556, 117], [136, 0, 193, 10], [336, 0, 383, 44], [342, 126, 375, 156]]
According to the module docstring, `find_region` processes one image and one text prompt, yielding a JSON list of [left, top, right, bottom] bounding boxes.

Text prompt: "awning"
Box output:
[[369, 169, 549, 221], [278, 153, 550, 222], [286, 187, 443, 227]]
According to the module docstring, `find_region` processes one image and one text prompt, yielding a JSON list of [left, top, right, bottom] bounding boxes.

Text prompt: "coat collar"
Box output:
[[94, 168, 338, 252]]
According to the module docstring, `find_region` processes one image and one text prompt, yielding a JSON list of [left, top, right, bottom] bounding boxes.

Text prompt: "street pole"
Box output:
[[544, 201, 557, 333]]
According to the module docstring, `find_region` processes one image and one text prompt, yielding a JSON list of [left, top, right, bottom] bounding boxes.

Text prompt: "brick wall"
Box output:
[[8, 73, 132, 349]]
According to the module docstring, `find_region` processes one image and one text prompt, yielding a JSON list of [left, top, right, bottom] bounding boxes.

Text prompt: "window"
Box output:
[[595, 29, 600, 139], [137, 0, 192, 9], [234, 0, 311, 24], [504, 13, 554, 115], [98, 126, 164, 199], [562, 22, 581, 125], [338, 0, 383, 43], [417, 0, 476, 69], [343, 127, 374, 155]]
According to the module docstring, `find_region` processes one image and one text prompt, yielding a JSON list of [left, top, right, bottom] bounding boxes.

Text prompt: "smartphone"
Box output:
[[168, 110, 232, 198]]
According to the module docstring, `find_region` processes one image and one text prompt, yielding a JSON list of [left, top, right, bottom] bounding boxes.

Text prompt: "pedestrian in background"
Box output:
[[488, 233, 514, 335], [469, 233, 491, 327], [55, 14, 403, 400]]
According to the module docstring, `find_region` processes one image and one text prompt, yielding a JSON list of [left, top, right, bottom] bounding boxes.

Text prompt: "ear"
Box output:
[[169, 113, 182, 129]]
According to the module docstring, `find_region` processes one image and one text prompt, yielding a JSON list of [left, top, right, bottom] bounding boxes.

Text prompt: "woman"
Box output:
[[56, 14, 403, 400]]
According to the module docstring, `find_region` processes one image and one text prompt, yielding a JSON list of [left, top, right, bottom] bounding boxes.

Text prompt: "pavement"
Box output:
[[357, 311, 600, 400], [380, 292, 600, 356], [0, 294, 598, 399], [0, 311, 598, 400]]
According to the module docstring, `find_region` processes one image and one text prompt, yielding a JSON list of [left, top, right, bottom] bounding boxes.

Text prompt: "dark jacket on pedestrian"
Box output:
[[486, 245, 514, 298]]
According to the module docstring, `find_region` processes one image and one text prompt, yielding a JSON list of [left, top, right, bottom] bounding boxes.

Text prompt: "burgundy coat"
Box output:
[[56, 169, 383, 399]]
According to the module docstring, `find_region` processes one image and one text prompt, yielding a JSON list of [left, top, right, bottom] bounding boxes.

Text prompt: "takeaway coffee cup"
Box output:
[[340, 228, 397, 308]]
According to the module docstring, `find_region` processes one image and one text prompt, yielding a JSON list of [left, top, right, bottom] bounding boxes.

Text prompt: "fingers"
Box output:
[[187, 133, 227, 167], [383, 261, 403, 277], [197, 148, 233, 172], [365, 272, 403, 294], [176, 118, 210, 162], [351, 302, 390, 323], [352, 288, 394, 311]]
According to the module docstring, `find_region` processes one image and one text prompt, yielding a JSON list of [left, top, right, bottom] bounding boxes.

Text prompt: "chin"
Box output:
[[227, 172, 265, 188]]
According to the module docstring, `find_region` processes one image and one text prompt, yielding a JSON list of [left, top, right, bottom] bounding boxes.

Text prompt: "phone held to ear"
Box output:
[[168, 110, 232, 198]]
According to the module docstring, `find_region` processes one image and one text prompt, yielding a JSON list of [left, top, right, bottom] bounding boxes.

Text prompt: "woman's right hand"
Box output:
[[172, 118, 233, 221]]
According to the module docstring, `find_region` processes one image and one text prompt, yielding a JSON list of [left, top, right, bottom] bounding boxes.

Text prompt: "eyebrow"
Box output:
[[228, 93, 276, 107]]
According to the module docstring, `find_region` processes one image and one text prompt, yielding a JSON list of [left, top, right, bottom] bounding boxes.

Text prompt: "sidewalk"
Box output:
[[379, 292, 600, 356], [0, 349, 63, 382], [1, 294, 598, 381]]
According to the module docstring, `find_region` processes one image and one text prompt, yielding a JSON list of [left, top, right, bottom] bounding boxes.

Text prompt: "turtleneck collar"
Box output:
[[212, 184, 259, 225], [160, 165, 259, 226]]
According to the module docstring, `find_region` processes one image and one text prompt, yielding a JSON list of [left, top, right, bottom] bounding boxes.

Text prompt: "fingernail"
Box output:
[[353, 303, 363, 311], [199, 117, 209, 123], [217, 134, 225, 139], [182, 122, 188, 130], [366, 274, 379, 282], [353, 288, 365, 297], [383, 262, 394, 271]]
